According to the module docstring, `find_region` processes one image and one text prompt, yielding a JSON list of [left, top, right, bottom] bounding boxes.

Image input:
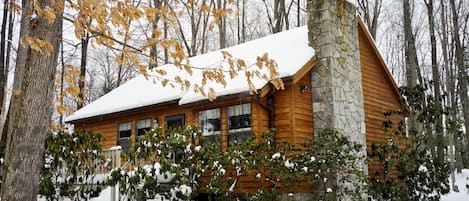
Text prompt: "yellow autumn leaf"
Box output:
[[57, 105, 67, 115], [161, 79, 169, 87], [208, 88, 216, 101], [237, 59, 246, 68], [24, 35, 42, 53], [74, 18, 84, 38], [43, 6, 56, 24]]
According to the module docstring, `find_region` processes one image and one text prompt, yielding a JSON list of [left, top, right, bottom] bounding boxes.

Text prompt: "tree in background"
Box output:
[[357, 0, 383, 39]]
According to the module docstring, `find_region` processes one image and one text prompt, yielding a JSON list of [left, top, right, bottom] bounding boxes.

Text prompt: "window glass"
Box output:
[[199, 108, 221, 144], [165, 114, 185, 162], [227, 103, 252, 144], [165, 114, 185, 129], [117, 122, 132, 152], [136, 119, 151, 136], [118, 122, 132, 138]]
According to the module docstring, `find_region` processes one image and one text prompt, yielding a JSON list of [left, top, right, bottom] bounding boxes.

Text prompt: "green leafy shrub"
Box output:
[[108, 126, 366, 201], [39, 131, 107, 201], [368, 85, 451, 200]]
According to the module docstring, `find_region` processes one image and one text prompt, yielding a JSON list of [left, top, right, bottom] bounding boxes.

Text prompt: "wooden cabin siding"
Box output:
[[251, 97, 270, 139], [359, 27, 402, 176], [273, 83, 294, 142], [74, 103, 192, 149], [292, 71, 314, 145], [271, 72, 313, 146], [73, 98, 263, 151]]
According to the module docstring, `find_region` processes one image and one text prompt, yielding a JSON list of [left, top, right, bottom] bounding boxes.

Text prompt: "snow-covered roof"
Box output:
[[66, 26, 315, 122]]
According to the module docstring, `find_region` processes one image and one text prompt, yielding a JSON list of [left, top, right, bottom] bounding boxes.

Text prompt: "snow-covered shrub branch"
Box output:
[[107, 127, 366, 201], [39, 131, 107, 201]]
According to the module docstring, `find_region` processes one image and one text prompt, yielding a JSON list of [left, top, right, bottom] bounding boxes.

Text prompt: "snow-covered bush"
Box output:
[[39, 131, 107, 201], [107, 126, 366, 201], [296, 128, 367, 200], [107, 126, 212, 200]]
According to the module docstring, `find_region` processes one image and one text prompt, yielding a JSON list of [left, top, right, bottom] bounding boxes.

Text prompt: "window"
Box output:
[[165, 114, 185, 129], [165, 114, 185, 162], [199, 108, 221, 144], [117, 122, 131, 152], [136, 119, 151, 137], [227, 103, 252, 144]]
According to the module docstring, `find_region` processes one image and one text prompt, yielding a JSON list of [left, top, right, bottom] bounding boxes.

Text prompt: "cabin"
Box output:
[[65, 1, 402, 196]]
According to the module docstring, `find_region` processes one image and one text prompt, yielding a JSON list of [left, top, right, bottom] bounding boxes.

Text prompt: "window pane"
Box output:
[[136, 119, 151, 136], [166, 114, 185, 129], [118, 122, 132, 138], [199, 108, 221, 136], [137, 119, 151, 129], [227, 103, 252, 145], [118, 122, 132, 152], [228, 103, 251, 131], [119, 122, 131, 131]]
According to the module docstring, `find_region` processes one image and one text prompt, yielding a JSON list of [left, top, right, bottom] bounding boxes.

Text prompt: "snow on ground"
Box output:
[[441, 169, 469, 201]]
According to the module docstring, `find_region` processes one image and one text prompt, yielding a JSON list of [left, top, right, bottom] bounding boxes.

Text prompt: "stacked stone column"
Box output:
[[308, 0, 367, 200]]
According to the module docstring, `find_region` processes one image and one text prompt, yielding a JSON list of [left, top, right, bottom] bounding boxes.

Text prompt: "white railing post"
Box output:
[[103, 146, 121, 201]]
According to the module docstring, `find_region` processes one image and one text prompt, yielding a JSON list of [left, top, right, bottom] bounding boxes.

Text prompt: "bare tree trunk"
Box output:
[[164, 19, 169, 63], [116, 26, 130, 87], [440, 0, 463, 173], [449, 0, 469, 165], [201, 0, 212, 53], [4, 0, 14, 97], [440, 2, 461, 185], [242, 0, 245, 42], [358, 0, 382, 39], [149, 0, 159, 69], [424, 0, 444, 164], [77, 33, 89, 109], [1, 0, 63, 200], [0, 1, 14, 145], [0, 0, 9, 117], [403, 0, 419, 133], [216, 0, 227, 48], [237, 0, 241, 44], [263, 0, 285, 33], [297, 0, 300, 27], [59, 34, 65, 125]]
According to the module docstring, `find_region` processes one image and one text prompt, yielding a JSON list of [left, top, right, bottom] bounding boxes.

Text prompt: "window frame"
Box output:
[[117, 121, 132, 152], [165, 114, 185, 129], [199, 108, 221, 136], [227, 103, 252, 144], [198, 108, 221, 145], [136, 118, 152, 137], [118, 121, 132, 139]]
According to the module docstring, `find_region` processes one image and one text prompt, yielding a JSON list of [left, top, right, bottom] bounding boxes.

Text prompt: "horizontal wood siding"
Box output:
[[73, 97, 263, 192], [74, 104, 191, 149], [359, 27, 403, 177], [273, 84, 293, 142], [292, 71, 314, 145]]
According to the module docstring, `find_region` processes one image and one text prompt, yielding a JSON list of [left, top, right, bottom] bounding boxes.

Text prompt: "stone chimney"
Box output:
[[308, 0, 367, 198]]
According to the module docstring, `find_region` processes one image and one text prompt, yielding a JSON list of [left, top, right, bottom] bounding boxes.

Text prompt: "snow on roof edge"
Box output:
[[66, 26, 315, 123]]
